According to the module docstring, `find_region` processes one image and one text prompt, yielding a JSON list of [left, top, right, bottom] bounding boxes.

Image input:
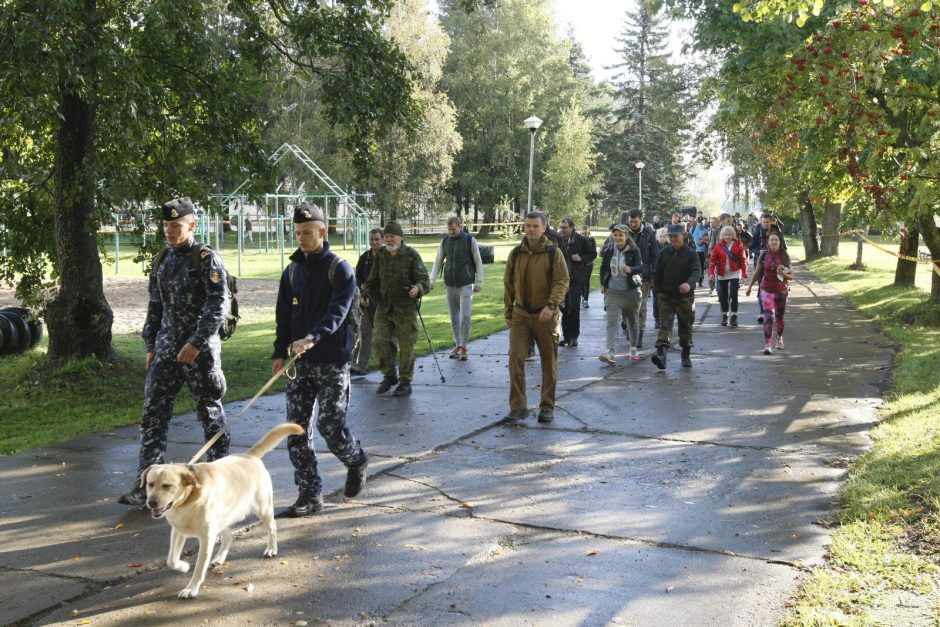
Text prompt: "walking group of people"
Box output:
[[117, 198, 793, 516]]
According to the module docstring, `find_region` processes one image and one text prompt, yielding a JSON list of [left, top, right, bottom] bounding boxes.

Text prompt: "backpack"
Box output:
[[153, 244, 239, 341], [509, 242, 558, 285], [288, 256, 361, 339]]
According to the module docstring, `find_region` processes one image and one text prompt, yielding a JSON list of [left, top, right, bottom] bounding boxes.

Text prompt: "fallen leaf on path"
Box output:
[[813, 519, 834, 528], [114, 523, 125, 530], [126, 562, 143, 568], [405, 544, 428, 551], [459, 503, 473, 509], [586, 550, 599, 556]]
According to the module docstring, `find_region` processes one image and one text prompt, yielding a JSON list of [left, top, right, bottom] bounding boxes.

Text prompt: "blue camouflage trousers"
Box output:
[[137, 350, 229, 477], [286, 361, 365, 497]]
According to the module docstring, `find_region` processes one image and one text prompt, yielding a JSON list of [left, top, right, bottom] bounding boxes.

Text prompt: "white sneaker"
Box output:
[[599, 351, 615, 365]]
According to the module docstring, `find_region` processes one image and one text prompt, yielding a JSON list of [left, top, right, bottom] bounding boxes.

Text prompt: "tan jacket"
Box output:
[[503, 235, 570, 319]]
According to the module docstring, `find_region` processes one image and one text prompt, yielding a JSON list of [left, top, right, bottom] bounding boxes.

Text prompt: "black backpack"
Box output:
[[509, 242, 558, 283], [288, 256, 361, 339], [153, 244, 239, 340]]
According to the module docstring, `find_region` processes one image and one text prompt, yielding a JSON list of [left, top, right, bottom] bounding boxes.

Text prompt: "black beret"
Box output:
[[667, 223, 684, 236], [161, 197, 195, 221], [293, 202, 325, 223]]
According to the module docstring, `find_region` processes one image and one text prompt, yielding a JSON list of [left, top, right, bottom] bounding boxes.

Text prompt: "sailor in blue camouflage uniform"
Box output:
[[272, 203, 369, 518], [118, 197, 230, 506]]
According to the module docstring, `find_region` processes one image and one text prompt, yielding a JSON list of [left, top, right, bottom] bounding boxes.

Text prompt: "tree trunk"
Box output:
[[894, 226, 919, 287], [819, 202, 842, 257], [849, 224, 868, 270], [799, 194, 819, 259], [915, 213, 940, 304], [46, 87, 114, 360]]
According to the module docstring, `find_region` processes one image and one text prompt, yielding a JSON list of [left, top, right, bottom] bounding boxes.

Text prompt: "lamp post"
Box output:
[[635, 161, 645, 217], [524, 115, 543, 216]]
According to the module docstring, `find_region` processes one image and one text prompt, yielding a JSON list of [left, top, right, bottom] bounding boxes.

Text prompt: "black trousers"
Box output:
[[562, 282, 582, 340]]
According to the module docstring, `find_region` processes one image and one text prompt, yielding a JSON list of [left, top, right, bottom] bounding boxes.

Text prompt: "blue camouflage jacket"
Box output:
[[142, 240, 228, 356]]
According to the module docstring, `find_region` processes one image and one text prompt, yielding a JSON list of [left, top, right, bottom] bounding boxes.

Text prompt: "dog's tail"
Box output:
[[246, 423, 305, 459]]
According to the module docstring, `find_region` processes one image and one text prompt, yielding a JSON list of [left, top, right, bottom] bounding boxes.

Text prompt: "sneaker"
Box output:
[[118, 486, 146, 506], [629, 348, 639, 361], [459, 347, 468, 361], [729, 314, 738, 328], [537, 409, 555, 423], [775, 338, 785, 350], [376, 375, 399, 395], [599, 351, 615, 365], [449, 347, 460, 359], [276, 493, 324, 518], [721, 314, 728, 327], [391, 381, 412, 397], [559, 338, 570, 347], [504, 409, 529, 423], [757, 315, 765, 324], [763, 344, 773, 355], [581, 299, 589, 309], [568, 338, 578, 347], [344, 452, 369, 498]]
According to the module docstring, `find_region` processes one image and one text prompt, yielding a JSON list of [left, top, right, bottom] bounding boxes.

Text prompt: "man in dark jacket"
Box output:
[[272, 203, 369, 517], [626, 209, 656, 348], [558, 217, 596, 346], [652, 223, 701, 370], [579, 225, 597, 308], [350, 228, 384, 375]]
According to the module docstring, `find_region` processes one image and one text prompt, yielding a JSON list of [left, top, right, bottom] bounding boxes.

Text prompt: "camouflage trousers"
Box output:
[[656, 293, 695, 349], [374, 303, 418, 382], [137, 350, 229, 477], [286, 361, 365, 497]]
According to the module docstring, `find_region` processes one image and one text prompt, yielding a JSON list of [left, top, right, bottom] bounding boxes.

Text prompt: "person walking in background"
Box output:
[[350, 228, 384, 376], [271, 204, 368, 517], [361, 220, 430, 397], [579, 225, 597, 309], [692, 218, 710, 287], [244, 215, 253, 243], [708, 225, 748, 328], [650, 227, 668, 330], [430, 216, 484, 361], [503, 211, 569, 424], [598, 224, 643, 364], [558, 217, 595, 347], [626, 209, 657, 348], [652, 223, 701, 370], [747, 232, 793, 354]]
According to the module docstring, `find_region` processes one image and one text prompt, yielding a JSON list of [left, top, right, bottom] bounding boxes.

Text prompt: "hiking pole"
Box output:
[[186, 350, 302, 464], [414, 297, 446, 383]]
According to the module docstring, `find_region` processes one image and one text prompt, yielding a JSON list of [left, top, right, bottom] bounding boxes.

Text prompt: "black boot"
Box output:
[[118, 485, 146, 506], [344, 452, 369, 498], [721, 313, 728, 327], [376, 374, 399, 395], [276, 492, 324, 518], [637, 331, 644, 349], [391, 381, 412, 397], [652, 346, 667, 370], [681, 347, 692, 368], [729, 314, 738, 328]]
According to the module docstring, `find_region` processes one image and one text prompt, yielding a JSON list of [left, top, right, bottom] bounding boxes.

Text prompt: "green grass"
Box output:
[[782, 240, 940, 625], [0, 233, 531, 455]]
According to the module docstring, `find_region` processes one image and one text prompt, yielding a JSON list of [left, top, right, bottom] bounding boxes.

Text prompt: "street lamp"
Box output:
[[635, 161, 645, 217], [524, 115, 543, 216]]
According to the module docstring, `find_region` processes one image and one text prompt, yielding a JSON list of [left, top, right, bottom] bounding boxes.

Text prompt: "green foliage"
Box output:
[[542, 103, 601, 220]]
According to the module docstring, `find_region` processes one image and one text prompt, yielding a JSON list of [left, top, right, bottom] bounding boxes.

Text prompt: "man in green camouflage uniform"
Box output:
[[361, 220, 430, 397]]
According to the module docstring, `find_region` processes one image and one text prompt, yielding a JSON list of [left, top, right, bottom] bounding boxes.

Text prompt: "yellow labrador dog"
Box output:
[[141, 423, 304, 599]]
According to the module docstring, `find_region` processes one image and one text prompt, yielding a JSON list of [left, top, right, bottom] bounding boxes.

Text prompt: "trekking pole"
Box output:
[[414, 297, 446, 383]]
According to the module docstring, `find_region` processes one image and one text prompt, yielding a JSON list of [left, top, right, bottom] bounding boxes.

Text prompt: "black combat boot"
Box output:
[[392, 381, 412, 396], [118, 485, 146, 506], [681, 346, 692, 368], [721, 313, 728, 326], [344, 452, 369, 498], [276, 492, 324, 518], [652, 346, 667, 370], [376, 374, 399, 395]]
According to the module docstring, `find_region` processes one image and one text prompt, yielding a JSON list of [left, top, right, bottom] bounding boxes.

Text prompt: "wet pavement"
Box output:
[[1, 264, 893, 626]]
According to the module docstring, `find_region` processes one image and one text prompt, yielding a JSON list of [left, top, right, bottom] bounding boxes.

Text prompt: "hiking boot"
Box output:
[[449, 347, 461, 359], [721, 313, 728, 327], [681, 347, 692, 368], [276, 493, 324, 518], [376, 375, 398, 395], [652, 346, 667, 370], [504, 409, 529, 423], [729, 314, 738, 328], [344, 452, 369, 498], [599, 351, 615, 365], [459, 347, 468, 361], [537, 409, 554, 423], [391, 381, 412, 397], [118, 485, 146, 507]]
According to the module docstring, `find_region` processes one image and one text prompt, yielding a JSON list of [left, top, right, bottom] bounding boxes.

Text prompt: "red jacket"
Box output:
[[708, 239, 749, 279]]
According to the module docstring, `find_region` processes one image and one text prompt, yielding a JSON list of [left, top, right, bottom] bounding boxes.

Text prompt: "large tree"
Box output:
[[0, 0, 418, 359]]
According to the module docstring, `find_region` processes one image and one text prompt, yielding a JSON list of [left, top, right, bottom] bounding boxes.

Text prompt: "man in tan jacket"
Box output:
[[503, 211, 570, 423]]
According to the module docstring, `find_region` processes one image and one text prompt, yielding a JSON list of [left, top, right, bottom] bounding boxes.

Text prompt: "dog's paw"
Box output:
[[210, 558, 226, 567], [178, 587, 199, 599], [262, 548, 277, 558], [168, 560, 191, 573]]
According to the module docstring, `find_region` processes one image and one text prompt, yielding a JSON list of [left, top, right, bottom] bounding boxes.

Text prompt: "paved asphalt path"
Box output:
[[1, 263, 894, 626]]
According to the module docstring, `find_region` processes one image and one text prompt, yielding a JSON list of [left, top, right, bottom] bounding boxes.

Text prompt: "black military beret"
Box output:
[[293, 202, 325, 223], [161, 197, 195, 221]]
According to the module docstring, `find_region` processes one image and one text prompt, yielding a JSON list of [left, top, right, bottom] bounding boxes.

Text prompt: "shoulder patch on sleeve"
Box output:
[[201, 250, 210, 259], [210, 270, 221, 284]]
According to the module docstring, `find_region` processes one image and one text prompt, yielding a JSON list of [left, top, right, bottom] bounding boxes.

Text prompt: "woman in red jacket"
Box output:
[[708, 226, 748, 327]]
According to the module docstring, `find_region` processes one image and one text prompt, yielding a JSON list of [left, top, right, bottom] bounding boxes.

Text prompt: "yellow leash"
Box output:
[[186, 350, 301, 465]]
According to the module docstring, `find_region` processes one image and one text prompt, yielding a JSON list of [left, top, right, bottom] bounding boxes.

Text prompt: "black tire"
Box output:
[[478, 245, 495, 264], [0, 312, 22, 356], [0, 307, 43, 349]]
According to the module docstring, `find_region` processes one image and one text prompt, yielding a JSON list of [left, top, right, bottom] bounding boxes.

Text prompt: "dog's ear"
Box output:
[[139, 465, 154, 488], [182, 466, 201, 490]]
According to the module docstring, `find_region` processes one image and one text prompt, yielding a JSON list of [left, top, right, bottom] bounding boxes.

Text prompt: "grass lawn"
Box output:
[[782, 239, 940, 624], [0, 232, 545, 455]]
